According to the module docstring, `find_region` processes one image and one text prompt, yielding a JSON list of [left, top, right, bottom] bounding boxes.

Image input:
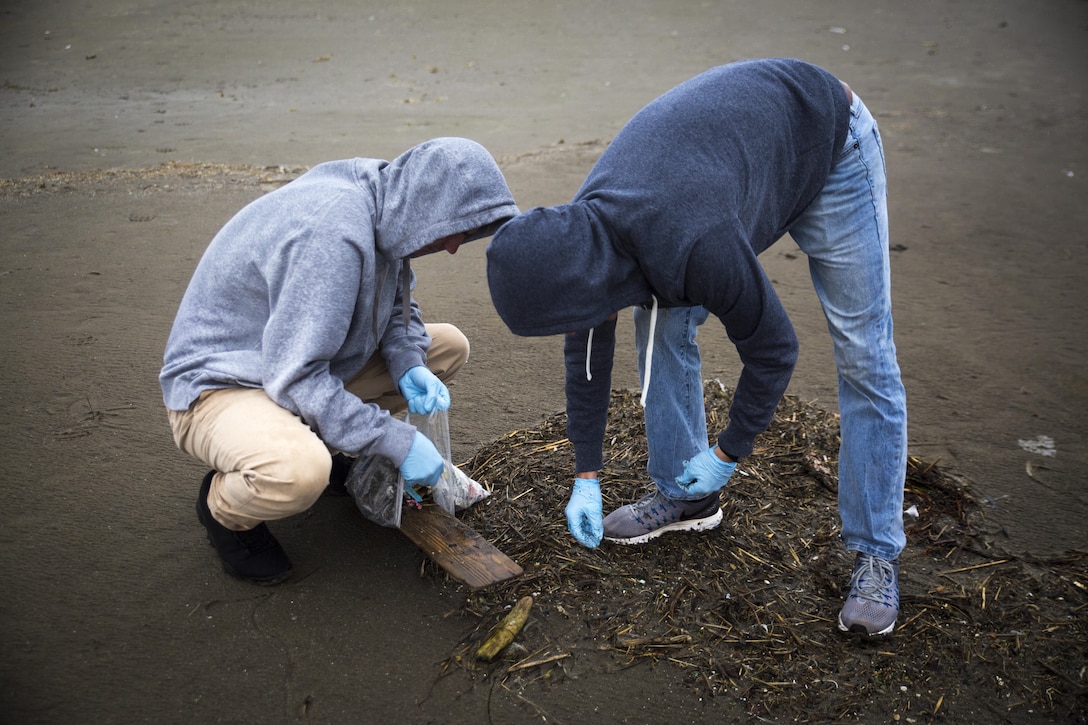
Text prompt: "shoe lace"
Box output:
[[631, 490, 670, 525], [234, 525, 277, 554], [850, 555, 895, 604]]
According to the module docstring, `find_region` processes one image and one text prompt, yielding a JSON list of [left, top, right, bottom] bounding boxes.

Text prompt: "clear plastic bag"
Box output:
[[411, 410, 489, 515], [411, 410, 491, 515], [344, 453, 404, 528], [345, 409, 490, 528]]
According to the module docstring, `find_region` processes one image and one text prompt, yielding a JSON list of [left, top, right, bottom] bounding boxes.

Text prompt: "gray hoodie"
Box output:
[[161, 137, 518, 465]]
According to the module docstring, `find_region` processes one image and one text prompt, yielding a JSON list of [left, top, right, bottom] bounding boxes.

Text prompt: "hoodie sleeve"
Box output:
[[261, 230, 417, 466], [563, 317, 618, 473], [686, 233, 799, 459], [378, 265, 430, 383]]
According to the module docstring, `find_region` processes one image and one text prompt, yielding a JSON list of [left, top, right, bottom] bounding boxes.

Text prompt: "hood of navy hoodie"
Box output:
[[486, 59, 847, 341], [486, 203, 652, 337]]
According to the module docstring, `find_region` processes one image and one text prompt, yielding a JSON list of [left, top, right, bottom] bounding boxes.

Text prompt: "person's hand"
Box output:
[[565, 478, 603, 548], [400, 431, 445, 488], [675, 446, 736, 497], [397, 366, 451, 414]]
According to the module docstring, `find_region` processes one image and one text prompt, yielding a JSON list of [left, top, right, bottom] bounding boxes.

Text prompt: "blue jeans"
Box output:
[[634, 304, 711, 500], [635, 92, 907, 561]]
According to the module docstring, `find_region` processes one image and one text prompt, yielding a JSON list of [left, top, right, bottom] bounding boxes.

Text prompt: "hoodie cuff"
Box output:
[[384, 349, 428, 391], [369, 415, 418, 467], [716, 427, 755, 461], [573, 443, 604, 475]]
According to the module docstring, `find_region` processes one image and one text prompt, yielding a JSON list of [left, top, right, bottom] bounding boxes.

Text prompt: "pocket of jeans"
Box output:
[[870, 126, 888, 177], [835, 136, 860, 163]]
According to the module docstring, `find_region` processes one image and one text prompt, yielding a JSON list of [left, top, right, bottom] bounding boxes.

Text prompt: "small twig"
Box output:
[[938, 560, 1011, 576], [506, 652, 571, 673]]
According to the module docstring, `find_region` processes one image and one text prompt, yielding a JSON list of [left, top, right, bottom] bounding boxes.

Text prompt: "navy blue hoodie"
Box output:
[[486, 59, 850, 472]]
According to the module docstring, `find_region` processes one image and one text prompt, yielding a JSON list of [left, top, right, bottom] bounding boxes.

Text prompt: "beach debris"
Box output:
[[1018, 434, 1057, 457], [434, 383, 1087, 721], [475, 595, 534, 662]]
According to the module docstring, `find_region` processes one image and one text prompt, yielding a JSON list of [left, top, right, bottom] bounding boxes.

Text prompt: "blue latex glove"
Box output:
[[397, 366, 451, 415], [675, 446, 737, 497], [565, 478, 603, 548], [400, 431, 445, 489]]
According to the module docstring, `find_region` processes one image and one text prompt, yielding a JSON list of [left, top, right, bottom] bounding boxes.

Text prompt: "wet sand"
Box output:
[[1, 1, 1085, 722]]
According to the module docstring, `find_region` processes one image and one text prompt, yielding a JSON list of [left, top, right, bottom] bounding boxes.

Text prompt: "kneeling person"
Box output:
[[161, 138, 519, 584]]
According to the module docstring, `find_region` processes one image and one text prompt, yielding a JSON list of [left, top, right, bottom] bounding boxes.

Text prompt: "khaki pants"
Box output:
[[168, 323, 468, 531]]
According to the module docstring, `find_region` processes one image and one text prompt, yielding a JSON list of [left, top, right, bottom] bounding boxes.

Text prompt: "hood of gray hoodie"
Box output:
[[160, 137, 518, 463], [375, 137, 520, 331], [377, 137, 518, 258]]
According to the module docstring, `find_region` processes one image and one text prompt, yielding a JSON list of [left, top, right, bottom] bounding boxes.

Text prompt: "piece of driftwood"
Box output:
[[475, 595, 534, 661], [399, 503, 523, 589]]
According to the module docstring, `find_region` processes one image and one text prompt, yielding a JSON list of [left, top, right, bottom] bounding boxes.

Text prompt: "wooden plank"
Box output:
[[399, 504, 523, 589]]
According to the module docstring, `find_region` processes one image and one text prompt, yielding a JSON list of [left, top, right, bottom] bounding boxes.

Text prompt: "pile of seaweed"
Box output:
[[438, 382, 1086, 723]]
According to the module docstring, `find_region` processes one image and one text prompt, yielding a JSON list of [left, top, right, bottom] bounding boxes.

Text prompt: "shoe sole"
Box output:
[[201, 530, 293, 585], [218, 550, 292, 586], [198, 524, 294, 585], [836, 615, 896, 637], [604, 507, 723, 545]]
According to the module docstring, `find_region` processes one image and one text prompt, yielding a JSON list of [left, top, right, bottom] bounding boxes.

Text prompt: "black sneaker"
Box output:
[[196, 470, 293, 585]]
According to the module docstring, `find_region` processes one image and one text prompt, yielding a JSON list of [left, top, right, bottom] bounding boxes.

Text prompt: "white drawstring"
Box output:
[[639, 296, 658, 407], [584, 327, 594, 381], [400, 260, 412, 330]]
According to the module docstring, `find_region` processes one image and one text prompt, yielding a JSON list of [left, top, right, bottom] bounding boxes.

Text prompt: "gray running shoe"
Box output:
[[837, 553, 900, 636], [602, 488, 723, 545]]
